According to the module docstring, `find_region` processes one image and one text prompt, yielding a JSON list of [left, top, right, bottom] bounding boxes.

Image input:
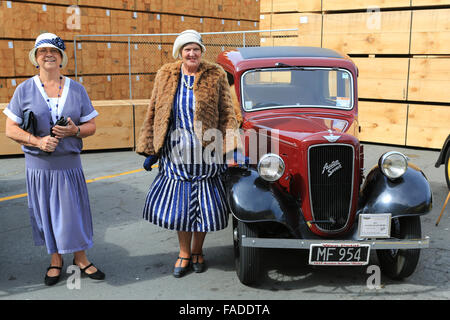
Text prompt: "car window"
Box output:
[[241, 67, 353, 111]]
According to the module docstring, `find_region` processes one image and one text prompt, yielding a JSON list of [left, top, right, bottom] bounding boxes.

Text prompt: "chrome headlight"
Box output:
[[379, 151, 408, 180], [257, 153, 285, 182]]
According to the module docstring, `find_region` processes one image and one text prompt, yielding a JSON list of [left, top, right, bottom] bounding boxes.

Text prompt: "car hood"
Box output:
[[243, 111, 353, 144]]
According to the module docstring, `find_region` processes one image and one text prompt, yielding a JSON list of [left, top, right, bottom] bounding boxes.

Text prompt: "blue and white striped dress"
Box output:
[[142, 73, 229, 232]]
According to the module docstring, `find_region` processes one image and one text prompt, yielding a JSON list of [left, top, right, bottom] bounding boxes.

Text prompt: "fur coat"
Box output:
[[136, 59, 242, 157]]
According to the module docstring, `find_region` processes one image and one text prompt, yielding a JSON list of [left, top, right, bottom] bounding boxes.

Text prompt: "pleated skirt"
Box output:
[[143, 172, 229, 232], [25, 153, 93, 254]]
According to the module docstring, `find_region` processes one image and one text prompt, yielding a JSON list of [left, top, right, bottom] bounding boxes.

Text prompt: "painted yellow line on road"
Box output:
[[0, 164, 158, 202], [0, 193, 28, 202], [85, 168, 144, 183]]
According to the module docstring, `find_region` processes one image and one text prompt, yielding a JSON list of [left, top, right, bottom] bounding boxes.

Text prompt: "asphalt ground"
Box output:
[[0, 143, 449, 302]]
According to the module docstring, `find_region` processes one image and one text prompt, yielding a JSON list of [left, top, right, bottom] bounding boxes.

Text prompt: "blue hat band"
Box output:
[[35, 37, 66, 51]]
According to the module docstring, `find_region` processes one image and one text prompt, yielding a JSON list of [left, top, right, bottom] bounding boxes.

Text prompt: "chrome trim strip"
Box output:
[[241, 236, 430, 249]]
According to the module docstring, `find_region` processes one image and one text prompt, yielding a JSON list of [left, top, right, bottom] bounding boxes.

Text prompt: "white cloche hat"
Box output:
[[172, 29, 206, 59], [29, 33, 68, 68]]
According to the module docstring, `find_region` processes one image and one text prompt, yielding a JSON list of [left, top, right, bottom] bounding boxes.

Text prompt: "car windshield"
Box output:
[[241, 67, 353, 111]]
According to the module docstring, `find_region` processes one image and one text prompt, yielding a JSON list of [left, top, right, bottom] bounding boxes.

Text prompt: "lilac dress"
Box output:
[[3, 76, 99, 254]]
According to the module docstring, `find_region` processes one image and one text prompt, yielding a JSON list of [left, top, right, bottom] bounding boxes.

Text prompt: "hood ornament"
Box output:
[[323, 130, 340, 143]]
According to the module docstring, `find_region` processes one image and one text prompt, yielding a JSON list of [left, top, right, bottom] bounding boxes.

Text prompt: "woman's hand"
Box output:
[[51, 117, 78, 139], [39, 135, 59, 152], [143, 155, 159, 171]]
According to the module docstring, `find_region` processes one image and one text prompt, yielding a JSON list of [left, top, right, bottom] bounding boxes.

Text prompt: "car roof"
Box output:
[[237, 46, 346, 59]]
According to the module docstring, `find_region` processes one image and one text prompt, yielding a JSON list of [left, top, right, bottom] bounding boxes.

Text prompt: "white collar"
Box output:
[[33, 75, 71, 119]]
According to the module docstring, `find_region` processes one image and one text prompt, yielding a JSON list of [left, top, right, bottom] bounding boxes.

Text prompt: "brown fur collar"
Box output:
[[136, 59, 242, 157]]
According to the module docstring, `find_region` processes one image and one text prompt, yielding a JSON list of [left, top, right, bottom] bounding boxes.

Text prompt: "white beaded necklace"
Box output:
[[39, 76, 63, 125], [181, 67, 194, 90]]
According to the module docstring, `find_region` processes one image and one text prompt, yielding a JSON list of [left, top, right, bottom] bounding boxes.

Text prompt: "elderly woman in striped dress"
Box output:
[[136, 30, 242, 278]]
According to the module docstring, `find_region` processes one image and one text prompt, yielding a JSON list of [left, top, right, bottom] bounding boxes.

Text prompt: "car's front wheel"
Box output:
[[376, 216, 422, 280], [233, 218, 261, 285]]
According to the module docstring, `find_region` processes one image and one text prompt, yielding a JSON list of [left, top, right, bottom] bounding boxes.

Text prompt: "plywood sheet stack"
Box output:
[[261, 0, 450, 149], [1, 0, 260, 103], [0, 0, 260, 155], [260, 0, 322, 46]]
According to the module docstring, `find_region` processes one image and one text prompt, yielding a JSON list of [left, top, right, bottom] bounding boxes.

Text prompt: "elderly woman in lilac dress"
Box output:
[[4, 33, 105, 286]]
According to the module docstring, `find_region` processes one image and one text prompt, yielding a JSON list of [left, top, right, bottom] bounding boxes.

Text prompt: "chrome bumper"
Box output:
[[241, 236, 430, 249]]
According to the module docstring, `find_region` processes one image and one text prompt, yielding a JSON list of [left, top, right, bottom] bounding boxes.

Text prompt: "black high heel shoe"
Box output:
[[44, 260, 63, 286], [173, 257, 191, 278], [191, 253, 206, 273], [73, 259, 105, 280]]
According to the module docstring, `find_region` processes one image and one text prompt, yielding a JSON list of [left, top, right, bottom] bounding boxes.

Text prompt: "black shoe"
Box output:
[[44, 260, 63, 286], [73, 259, 105, 280], [191, 253, 206, 273], [173, 257, 191, 278]]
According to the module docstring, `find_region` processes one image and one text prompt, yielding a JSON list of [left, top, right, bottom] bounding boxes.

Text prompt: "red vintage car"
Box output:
[[217, 46, 432, 285]]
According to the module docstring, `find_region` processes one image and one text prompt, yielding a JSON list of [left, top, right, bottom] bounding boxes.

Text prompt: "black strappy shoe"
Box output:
[[191, 253, 206, 273], [173, 256, 191, 278], [73, 259, 105, 280], [44, 260, 63, 286]]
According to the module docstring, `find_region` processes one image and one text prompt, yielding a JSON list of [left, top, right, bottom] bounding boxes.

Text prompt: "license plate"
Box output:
[[308, 243, 370, 265]]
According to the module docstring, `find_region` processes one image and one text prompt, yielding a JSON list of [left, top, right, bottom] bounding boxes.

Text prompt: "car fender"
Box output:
[[222, 167, 302, 236], [359, 163, 432, 217], [435, 134, 450, 167]]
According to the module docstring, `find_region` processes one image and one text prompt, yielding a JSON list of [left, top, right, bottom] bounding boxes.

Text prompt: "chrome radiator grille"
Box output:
[[308, 144, 354, 232]]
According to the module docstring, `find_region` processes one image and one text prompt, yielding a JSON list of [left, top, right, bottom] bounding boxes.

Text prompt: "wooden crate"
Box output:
[[0, 78, 28, 104], [323, 10, 411, 54], [110, 9, 139, 34], [272, 0, 322, 13], [109, 41, 131, 74], [0, 79, 7, 103], [353, 57, 409, 100], [322, 0, 410, 11], [406, 104, 450, 148], [142, 13, 161, 35], [131, 42, 162, 74], [64, 41, 77, 76], [411, 0, 450, 6], [272, 13, 322, 47], [0, 1, 38, 39], [130, 74, 155, 100], [410, 9, 450, 54], [261, 0, 273, 13], [136, 0, 163, 12], [13, 41, 35, 77], [82, 75, 112, 100], [24, 0, 76, 4], [79, 7, 111, 38], [242, 0, 260, 21], [0, 105, 23, 155], [134, 100, 152, 144], [358, 101, 408, 145], [111, 75, 131, 100], [83, 100, 134, 150], [80, 42, 113, 75], [0, 40, 16, 78], [408, 57, 450, 103], [223, 0, 242, 20], [160, 44, 174, 65]]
